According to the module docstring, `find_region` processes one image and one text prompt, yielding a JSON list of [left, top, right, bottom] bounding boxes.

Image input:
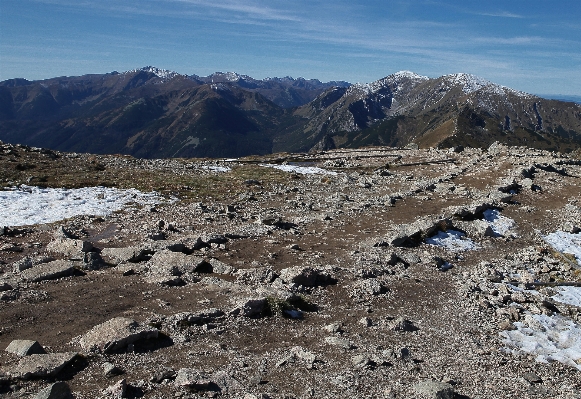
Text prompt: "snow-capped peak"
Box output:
[[444, 73, 494, 94], [348, 71, 428, 96], [390, 71, 429, 81], [208, 72, 253, 82], [125, 66, 180, 80], [443, 73, 534, 98]]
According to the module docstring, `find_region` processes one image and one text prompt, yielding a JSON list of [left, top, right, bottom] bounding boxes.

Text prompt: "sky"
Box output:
[[1, 0, 580, 95]]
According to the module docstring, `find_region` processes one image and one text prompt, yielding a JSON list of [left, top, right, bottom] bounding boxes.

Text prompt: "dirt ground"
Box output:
[[1, 143, 581, 398]]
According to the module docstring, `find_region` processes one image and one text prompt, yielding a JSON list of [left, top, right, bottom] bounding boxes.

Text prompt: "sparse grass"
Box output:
[[0, 149, 299, 203]]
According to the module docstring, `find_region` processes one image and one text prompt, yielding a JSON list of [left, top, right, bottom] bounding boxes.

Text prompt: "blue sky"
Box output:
[[1, 0, 580, 95]]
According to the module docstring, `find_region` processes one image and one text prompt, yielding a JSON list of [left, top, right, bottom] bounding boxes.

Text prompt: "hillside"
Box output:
[[281, 72, 581, 153]]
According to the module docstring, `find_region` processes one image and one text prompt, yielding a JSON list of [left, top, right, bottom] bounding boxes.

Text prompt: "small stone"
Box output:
[[359, 317, 372, 327], [103, 362, 124, 378], [103, 378, 127, 398], [388, 317, 419, 332], [523, 372, 543, 384], [324, 336, 355, 350], [323, 323, 343, 333], [351, 354, 374, 369]]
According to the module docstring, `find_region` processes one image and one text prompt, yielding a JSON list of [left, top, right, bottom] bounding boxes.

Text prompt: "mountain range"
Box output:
[[1, 67, 580, 158]]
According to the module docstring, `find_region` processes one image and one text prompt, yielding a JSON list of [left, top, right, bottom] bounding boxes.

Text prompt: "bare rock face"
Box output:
[[8, 352, 79, 379], [20, 260, 75, 282], [5, 340, 46, 356], [78, 317, 159, 353]]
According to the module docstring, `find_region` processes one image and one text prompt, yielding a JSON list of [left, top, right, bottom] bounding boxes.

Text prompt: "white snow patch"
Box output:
[[0, 186, 164, 227], [425, 230, 478, 251], [552, 286, 581, 307], [483, 209, 515, 236], [544, 231, 581, 265], [502, 313, 581, 370], [201, 165, 231, 172], [259, 164, 337, 175]]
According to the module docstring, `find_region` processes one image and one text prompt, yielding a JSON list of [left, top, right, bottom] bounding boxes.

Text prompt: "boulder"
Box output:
[[5, 340, 46, 356], [324, 336, 355, 350], [46, 237, 93, 257], [20, 260, 75, 282], [388, 317, 419, 332], [279, 266, 335, 287], [12, 257, 33, 272], [9, 352, 79, 379], [174, 368, 216, 391], [79, 317, 159, 353], [102, 378, 127, 398], [101, 246, 151, 264], [34, 381, 74, 399], [231, 298, 268, 318], [0, 281, 12, 292], [413, 380, 455, 399]]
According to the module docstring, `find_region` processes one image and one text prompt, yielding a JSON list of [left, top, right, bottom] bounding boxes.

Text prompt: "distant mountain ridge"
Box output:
[[0, 67, 580, 158], [280, 71, 581, 153]]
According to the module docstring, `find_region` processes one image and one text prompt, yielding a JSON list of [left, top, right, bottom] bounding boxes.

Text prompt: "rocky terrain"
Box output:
[[1, 141, 581, 398]]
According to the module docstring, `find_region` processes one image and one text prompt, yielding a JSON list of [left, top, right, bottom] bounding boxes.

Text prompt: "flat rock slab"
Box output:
[[101, 246, 150, 264], [8, 352, 78, 380], [175, 368, 219, 392], [79, 317, 159, 353], [5, 340, 46, 356], [46, 237, 93, 256], [20, 260, 75, 282]]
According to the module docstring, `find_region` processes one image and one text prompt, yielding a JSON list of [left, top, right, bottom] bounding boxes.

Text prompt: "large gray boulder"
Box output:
[[100, 246, 151, 265], [34, 381, 74, 399], [20, 260, 75, 282], [8, 352, 79, 379], [174, 368, 215, 391], [5, 340, 46, 356], [46, 237, 93, 257], [79, 317, 159, 353], [279, 266, 334, 287]]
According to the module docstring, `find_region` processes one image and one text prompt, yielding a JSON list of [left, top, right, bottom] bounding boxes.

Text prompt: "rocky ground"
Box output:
[[1, 141, 581, 398]]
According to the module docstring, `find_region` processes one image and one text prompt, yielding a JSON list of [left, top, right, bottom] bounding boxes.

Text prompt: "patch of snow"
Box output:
[[0, 185, 164, 227], [425, 230, 478, 251], [501, 313, 581, 371], [552, 286, 581, 307], [201, 165, 231, 172], [543, 231, 581, 265], [483, 209, 515, 236], [259, 164, 337, 176]]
